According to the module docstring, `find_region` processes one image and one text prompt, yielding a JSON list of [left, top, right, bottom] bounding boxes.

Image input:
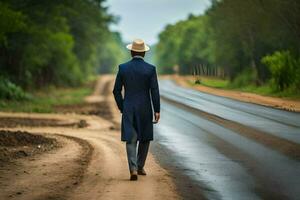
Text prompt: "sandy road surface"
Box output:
[[0, 75, 179, 200]]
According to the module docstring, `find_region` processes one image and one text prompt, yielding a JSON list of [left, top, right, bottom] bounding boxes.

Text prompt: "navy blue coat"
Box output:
[[113, 57, 160, 142]]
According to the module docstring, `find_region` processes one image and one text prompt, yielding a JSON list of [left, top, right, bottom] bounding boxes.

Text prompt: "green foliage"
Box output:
[[155, 15, 213, 74], [155, 23, 183, 74], [0, 0, 123, 96], [0, 2, 27, 44], [199, 77, 229, 89], [98, 32, 129, 74], [230, 69, 258, 88], [262, 51, 300, 91], [178, 15, 212, 74], [0, 77, 31, 100], [191, 76, 229, 88], [155, 0, 300, 95], [0, 84, 92, 113]]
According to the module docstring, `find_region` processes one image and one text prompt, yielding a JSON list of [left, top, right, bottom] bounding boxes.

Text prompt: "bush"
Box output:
[[230, 68, 257, 88], [261, 51, 299, 91], [0, 77, 31, 100]]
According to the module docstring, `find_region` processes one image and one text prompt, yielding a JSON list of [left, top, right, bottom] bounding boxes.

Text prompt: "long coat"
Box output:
[[113, 57, 160, 142]]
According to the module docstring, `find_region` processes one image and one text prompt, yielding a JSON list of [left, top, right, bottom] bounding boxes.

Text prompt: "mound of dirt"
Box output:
[[0, 130, 55, 146], [0, 130, 59, 163], [55, 102, 112, 120], [0, 117, 87, 128]]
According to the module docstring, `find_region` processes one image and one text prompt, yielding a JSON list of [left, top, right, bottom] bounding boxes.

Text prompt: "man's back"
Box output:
[[113, 57, 160, 115], [120, 57, 155, 101]]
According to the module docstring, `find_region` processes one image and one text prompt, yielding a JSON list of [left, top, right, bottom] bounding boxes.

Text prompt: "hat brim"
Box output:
[[126, 44, 150, 52]]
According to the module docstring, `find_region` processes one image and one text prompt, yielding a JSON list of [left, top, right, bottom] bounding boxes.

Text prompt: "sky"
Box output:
[[105, 0, 211, 45]]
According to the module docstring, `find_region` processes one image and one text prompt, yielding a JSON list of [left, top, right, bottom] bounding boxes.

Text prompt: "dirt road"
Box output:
[[0, 75, 179, 200]]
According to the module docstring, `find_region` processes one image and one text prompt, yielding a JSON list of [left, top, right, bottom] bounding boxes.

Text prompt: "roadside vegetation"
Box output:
[[188, 75, 300, 99], [155, 0, 300, 98], [190, 76, 229, 89], [0, 0, 127, 106], [0, 81, 93, 113]]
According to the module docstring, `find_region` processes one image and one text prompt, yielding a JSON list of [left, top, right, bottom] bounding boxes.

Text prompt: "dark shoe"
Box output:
[[130, 171, 138, 181], [138, 168, 147, 176]]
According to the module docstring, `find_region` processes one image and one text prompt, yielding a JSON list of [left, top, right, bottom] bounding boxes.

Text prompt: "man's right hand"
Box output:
[[154, 112, 160, 123]]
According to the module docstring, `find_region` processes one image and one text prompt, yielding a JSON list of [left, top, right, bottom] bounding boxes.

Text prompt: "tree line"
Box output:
[[155, 0, 300, 92], [0, 0, 126, 99]]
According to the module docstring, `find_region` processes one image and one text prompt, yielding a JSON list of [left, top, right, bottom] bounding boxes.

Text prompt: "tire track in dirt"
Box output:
[[0, 131, 93, 200]]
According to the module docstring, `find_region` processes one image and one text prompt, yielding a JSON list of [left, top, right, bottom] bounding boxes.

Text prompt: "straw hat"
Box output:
[[126, 39, 150, 52]]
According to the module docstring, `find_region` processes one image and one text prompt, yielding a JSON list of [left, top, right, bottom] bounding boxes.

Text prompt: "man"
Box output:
[[113, 39, 160, 181]]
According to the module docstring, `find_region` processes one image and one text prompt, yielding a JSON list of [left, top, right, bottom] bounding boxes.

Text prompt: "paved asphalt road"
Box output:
[[151, 80, 300, 200]]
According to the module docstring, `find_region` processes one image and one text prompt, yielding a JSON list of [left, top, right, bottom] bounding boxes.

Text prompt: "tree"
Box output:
[[0, 0, 123, 93], [155, 0, 300, 93]]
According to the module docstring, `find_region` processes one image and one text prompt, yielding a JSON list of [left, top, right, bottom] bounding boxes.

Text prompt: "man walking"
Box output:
[[113, 39, 160, 181]]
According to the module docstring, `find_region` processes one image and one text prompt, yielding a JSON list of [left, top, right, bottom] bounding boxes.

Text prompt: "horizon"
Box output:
[[105, 0, 211, 45]]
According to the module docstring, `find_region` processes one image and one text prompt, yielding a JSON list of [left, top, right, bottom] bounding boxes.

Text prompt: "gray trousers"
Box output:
[[126, 131, 150, 172]]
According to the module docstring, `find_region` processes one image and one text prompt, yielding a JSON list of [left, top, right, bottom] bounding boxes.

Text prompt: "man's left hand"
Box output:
[[154, 112, 160, 123]]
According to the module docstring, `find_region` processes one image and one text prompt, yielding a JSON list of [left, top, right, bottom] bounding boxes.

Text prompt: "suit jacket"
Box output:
[[113, 57, 160, 142]]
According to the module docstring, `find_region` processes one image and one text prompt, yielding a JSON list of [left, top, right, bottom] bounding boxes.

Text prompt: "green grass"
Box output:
[[0, 85, 93, 113], [236, 84, 300, 99], [188, 76, 300, 100], [188, 76, 229, 89]]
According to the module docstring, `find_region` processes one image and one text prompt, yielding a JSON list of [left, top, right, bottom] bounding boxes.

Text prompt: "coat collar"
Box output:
[[132, 55, 144, 60]]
